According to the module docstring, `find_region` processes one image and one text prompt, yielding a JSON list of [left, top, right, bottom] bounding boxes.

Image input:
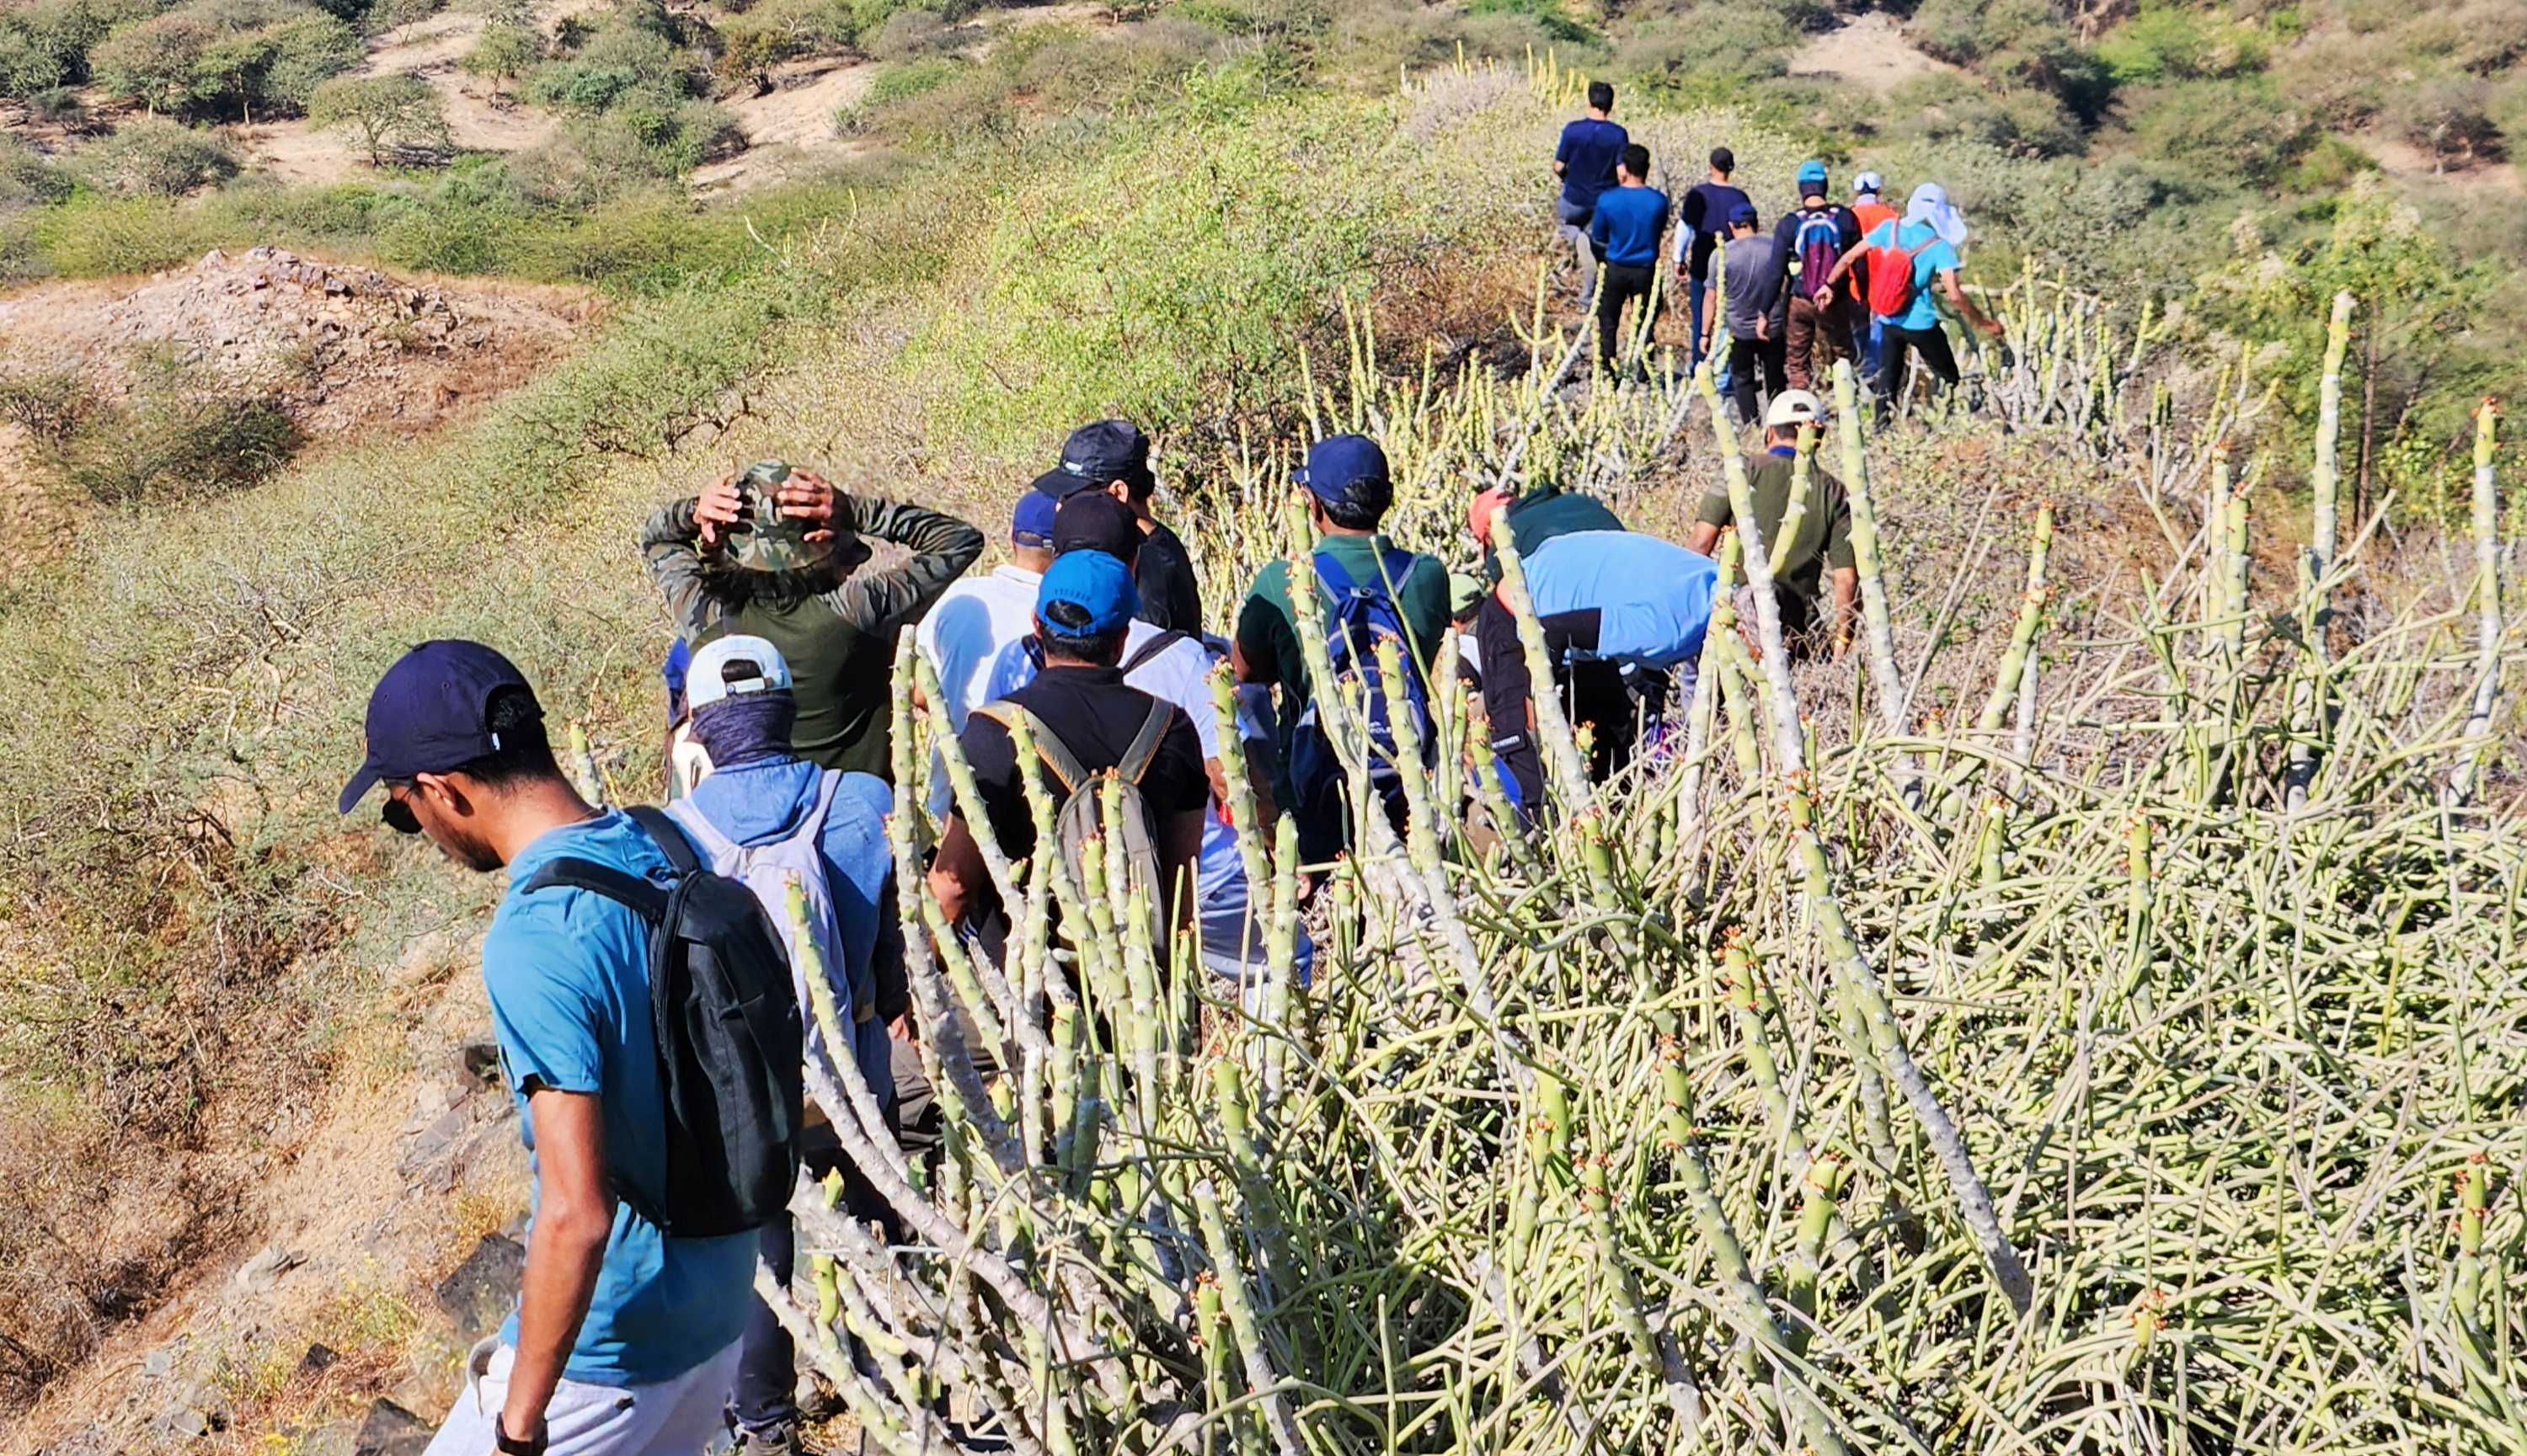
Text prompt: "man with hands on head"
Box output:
[[642, 459, 984, 778]]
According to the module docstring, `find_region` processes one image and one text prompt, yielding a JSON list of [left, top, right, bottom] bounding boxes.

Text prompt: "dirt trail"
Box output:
[[1787, 11, 1958, 93]]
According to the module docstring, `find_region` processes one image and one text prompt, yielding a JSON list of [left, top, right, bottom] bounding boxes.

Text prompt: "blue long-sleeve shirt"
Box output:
[[1589, 185, 1671, 269]]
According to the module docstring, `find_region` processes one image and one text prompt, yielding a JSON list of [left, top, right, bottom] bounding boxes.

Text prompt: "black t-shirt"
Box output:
[[1135, 521, 1205, 634], [958, 664, 1209, 869], [1680, 182, 1754, 280]]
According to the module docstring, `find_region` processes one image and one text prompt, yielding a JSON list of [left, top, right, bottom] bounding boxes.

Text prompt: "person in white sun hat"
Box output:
[[1829, 180, 2006, 410]]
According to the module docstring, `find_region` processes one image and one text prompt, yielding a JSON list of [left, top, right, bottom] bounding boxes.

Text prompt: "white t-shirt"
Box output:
[[916, 565, 1044, 733]]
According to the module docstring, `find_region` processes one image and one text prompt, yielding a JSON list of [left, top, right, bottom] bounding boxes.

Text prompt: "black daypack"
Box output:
[[521, 807, 804, 1239]]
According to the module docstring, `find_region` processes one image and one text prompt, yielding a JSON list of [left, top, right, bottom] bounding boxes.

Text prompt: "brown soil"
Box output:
[[2362, 131, 2522, 191], [1787, 12, 1959, 93], [692, 56, 879, 195], [0, 246, 597, 589]]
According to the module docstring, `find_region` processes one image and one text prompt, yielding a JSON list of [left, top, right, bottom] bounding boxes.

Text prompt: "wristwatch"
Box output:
[[494, 1414, 547, 1456]]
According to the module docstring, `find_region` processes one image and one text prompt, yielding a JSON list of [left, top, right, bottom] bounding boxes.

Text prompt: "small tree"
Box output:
[[460, 22, 541, 90], [307, 72, 451, 166]]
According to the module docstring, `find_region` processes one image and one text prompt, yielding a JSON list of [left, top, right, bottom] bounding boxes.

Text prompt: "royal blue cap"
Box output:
[[1796, 160, 1829, 189], [1036, 548, 1140, 637], [1012, 490, 1057, 548], [339, 640, 537, 813], [1727, 201, 1759, 227], [1294, 434, 1390, 502]]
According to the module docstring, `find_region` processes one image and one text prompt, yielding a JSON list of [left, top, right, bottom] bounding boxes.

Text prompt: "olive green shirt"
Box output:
[[641, 494, 984, 776], [1694, 451, 1854, 608], [1234, 533, 1450, 812]]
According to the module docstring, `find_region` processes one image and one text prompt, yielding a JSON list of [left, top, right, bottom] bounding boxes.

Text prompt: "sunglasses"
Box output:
[[382, 781, 421, 835]]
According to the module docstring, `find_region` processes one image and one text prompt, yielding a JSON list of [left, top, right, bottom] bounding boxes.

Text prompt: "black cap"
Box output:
[[1709, 146, 1734, 173], [1031, 419, 1153, 499], [1052, 489, 1144, 564], [338, 640, 537, 813]]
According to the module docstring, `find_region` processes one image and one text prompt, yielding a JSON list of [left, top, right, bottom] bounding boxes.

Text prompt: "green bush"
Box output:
[[307, 72, 452, 165], [462, 21, 542, 84], [2125, 77, 2314, 185], [2093, 3, 2269, 86], [1885, 69, 2086, 157], [1462, 0, 1596, 45], [0, 0, 156, 99], [1618, 5, 1800, 94], [89, 0, 357, 121], [0, 135, 72, 211], [864, 52, 965, 105], [50, 370, 303, 505], [66, 115, 240, 196], [1908, 0, 2112, 120]]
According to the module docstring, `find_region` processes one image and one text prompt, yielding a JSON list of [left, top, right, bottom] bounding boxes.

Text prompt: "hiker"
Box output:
[[1587, 142, 1670, 379], [1700, 202, 1788, 427], [1847, 171, 1899, 387], [1467, 504, 1719, 815], [1029, 419, 1204, 634], [1552, 80, 1626, 309], [980, 491, 1314, 992], [916, 491, 1058, 735], [927, 547, 1210, 954], [345, 643, 778, 1456], [642, 461, 984, 776], [1675, 147, 1753, 376], [661, 636, 904, 1456], [1830, 181, 2005, 409], [1232, 434, 1449, 866], [1760, 161, 1866, 392], [1685, 391, 1858, 659], [1473, 479, 1625, 584]]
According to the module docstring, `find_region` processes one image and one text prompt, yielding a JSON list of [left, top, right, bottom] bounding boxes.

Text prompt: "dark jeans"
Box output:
[[735, 1112, 898, 1437], [1595, 261, 1659, 374], [1686, 273, 1711, 371], [1878, 322, 1960, 407], [1726, 333, 1787, 425], [1475, 597, 1673, 819]]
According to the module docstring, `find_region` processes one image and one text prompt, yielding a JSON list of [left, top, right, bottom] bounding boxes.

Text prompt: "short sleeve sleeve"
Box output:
[[1235, 585, 1290, 687], [483, 906, 607, 1097], [1695, 491, 1734, 529], [1157, 642, 1221, 760]]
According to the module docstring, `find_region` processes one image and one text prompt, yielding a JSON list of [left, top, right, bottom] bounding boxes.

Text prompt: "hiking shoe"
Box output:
[[735, 1423, 796, 1456]]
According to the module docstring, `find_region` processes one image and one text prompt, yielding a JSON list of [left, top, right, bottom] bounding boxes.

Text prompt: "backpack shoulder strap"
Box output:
[[1121, 629, 1191, 675], [624, 805, 701, 877], [1115, 698, 1175, 785], [1378, 547, 1418, 595], [520, 857, 672, 923], [1311, 549, 1358, 596], [974, 701, 1088, 797]]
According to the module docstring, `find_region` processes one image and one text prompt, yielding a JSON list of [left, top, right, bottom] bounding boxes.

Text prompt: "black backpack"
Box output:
[[521, 807, 804, 1239]]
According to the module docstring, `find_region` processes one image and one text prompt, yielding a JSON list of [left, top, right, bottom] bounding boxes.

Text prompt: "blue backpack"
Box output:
[[1792, 207, 1845, 299], [1286, 548, 1434, 854]]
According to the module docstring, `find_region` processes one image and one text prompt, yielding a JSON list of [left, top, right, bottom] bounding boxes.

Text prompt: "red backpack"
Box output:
[[1865, 222, 1935, 318]]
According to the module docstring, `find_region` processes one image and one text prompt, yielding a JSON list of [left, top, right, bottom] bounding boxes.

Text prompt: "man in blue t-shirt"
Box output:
[[1552, 80, 1625, 310], [1469, 501, 1718, 817], [1827, 180, 2006, 409], [341, 642, 756, 1456], [1587, 142, 1670, 379], [1673, 147, 1752, 374]]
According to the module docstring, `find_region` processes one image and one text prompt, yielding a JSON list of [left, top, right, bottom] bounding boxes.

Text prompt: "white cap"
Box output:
[[687, 634, 793, 711], [1764, 390, 1826, 429], [1854, 170, 1883, 195]]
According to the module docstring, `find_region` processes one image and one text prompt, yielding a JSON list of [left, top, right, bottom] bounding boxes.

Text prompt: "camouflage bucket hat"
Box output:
[[720, 460, 838, 575]]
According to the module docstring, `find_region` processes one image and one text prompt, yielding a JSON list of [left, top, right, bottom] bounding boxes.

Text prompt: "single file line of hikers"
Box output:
[[341, 103, 1969, 1451]]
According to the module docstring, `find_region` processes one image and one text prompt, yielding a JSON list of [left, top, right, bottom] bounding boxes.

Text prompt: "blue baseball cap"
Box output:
[[1796, 160, 1829, 189], [1012, 490, 1057, 548], [339, 639, 537, 813], [1294, 434, 1390, 503], [1727, 201, 1759, 227], [1036, 548, 1140, 637]]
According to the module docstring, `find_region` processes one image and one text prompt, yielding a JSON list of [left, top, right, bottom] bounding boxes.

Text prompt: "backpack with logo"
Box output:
[[665, 770, 876, 1059], [1865, 222, 1935, 320], [521, 807, 804, 1239], [1285, 548, 1435, 851], [1792, 207, 1846, 300], [972, 696, 1175, 951]]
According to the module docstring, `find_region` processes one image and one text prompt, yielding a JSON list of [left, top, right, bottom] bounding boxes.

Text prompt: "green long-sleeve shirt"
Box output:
[[642, 494, 984, 776]]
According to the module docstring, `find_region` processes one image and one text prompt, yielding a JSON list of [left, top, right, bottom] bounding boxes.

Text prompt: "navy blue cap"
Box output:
[[1036, 548, 1140, 637], [1012, 490, 1057, 548], [1032, 419, 1154, 499], [339, 639, 537, 813], [1727, 201, 1759, 227], [1052, 489, 1143, 563], [1294, 434, 1390, 502]]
